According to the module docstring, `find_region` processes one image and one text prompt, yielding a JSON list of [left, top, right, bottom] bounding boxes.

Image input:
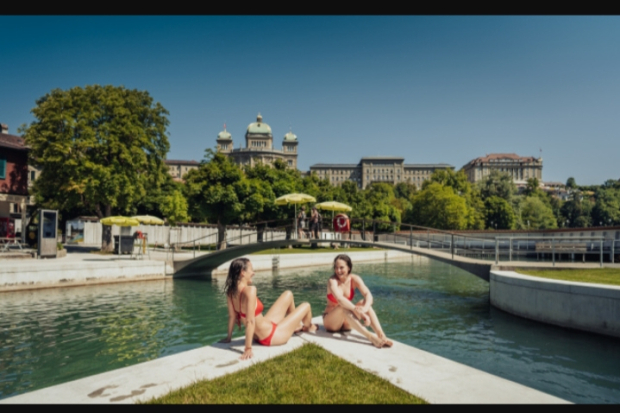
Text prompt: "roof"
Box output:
[[217, 130, 232, 140], [246, 114, 272, 135], [165, 160, 200, 165], [361, 156, 405, 161], [403, 164, 454, 168], [283, 131, 297, 141], [463, 153, 541, 168], [0, 133, 28, 151], [310, 164, 359, 169]]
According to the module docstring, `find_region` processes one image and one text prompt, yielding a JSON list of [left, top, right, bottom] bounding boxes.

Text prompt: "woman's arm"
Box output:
[[352, 274, 373, 313], [221, 295, 236, 343], [328, 278, 358, 312], [241, 286, 258, 360]]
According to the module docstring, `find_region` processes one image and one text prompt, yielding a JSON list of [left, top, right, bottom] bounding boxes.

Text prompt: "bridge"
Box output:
[[172, 238, 494, 280], [171, 218, 618, 280]]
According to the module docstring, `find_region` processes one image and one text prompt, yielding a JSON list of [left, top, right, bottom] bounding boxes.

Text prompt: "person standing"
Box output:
[[310, 207, 320, 239], [297, 206, 306, 239]]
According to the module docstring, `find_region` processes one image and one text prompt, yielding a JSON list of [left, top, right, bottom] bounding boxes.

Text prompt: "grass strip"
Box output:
[[514, 268, 620, 286], [252, 245, 383, 255], [144, 343, 427, 404]]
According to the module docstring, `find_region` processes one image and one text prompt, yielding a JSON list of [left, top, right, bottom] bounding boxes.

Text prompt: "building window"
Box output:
[[0, 157, 5, 179], [31, 171, 36, 181]]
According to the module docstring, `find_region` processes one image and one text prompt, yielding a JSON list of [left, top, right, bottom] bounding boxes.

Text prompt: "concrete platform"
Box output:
[[0, 317, 569, 404]]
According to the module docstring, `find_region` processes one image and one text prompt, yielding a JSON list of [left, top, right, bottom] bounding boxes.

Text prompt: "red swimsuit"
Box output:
[[235, 287, 277, 346]]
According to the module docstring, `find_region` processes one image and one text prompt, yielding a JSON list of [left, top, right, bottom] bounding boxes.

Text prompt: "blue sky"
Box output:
[[2, 16, 619, 185]]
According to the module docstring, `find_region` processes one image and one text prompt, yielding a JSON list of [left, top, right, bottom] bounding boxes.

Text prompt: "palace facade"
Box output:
[[461, 153, 543, 185], [310, 157, 454, 189], [216, 114, 298, 169]]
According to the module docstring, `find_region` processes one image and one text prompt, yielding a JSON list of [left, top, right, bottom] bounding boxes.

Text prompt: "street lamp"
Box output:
[[566, 219, 569, 228]]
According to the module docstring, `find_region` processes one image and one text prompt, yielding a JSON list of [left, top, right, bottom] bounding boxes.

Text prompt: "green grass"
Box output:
[[143, 343, 427, 404], [252, 245, 383, 255], [514, 268, 620, 286]]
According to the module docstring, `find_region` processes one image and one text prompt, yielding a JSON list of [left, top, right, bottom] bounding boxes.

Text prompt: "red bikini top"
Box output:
[[235, 287, 264, 327], [327, 285, 355, 304]]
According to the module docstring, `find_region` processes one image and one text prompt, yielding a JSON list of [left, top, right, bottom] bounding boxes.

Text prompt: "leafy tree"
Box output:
[[484, 196, 515, 230], [566, 177, 577, 189], [159, 186, 190, 225], [591, 187, 620, 226], [22, 85, 170, 250], [407, 182, 468, 230], [184, 150, 249, 249], [523, 177, 541, 197], [560, 193, 593, 228], [520, 196, 558, 229], [427, 169, 484, 229], [477, 170, 516, 203]]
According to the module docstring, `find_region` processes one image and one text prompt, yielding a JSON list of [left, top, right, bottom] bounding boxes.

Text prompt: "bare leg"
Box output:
[[342, 311, 385, 348], [263, 290, 302, 332], [323, 306, 347, 332], [269, 302, 316, 346]]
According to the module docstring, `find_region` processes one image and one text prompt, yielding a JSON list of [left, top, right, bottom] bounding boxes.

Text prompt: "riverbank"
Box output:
[[0, 248, 410, 292], [0, 316, 568, 404]]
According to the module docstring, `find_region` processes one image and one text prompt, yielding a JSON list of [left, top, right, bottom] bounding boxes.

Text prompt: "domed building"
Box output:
[[216, 114, 298, 169]]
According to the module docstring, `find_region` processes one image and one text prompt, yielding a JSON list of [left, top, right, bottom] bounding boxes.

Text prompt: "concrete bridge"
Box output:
[[173, 238, 495, 280]]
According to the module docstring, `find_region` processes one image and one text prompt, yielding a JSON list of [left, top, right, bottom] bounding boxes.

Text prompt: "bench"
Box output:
[[535, 242, 587, 253]]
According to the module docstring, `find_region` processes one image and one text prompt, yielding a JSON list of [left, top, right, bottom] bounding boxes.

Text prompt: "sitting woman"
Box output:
[[322, 254, 393, 348], [221, 257, 318, 360]]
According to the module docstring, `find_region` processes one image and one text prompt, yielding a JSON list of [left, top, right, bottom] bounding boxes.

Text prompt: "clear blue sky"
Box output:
[[2, 16, 619, 185]]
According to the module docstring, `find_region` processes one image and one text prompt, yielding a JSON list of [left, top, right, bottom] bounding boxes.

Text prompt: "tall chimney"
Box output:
[[0, 124, 7, 134]]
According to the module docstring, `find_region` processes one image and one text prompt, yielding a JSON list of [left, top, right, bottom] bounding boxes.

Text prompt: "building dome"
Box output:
[[217, 129, 232, 140], [247, 113, 272, 135], [283, 130, 297, 141]]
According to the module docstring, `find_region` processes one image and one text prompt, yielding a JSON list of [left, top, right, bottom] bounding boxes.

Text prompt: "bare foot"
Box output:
[[302, 323, 319, 333], [381, 338, 393, 348], [369, 334, 385, 348], [294, 321, 304, 333]]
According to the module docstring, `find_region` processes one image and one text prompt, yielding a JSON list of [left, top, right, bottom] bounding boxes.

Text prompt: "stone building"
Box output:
[[165, 160, 200, 182], [461, 153, 543, 185], [310, 156, 454, 189], [216, 114, 298, 169]]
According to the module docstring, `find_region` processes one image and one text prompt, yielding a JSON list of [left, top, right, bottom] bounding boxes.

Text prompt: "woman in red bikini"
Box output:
[[221, 257, 318, 360], [322, 254, 393, 348]]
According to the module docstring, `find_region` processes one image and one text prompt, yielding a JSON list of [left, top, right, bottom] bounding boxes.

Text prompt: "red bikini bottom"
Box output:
[[256, 322, 277, 346]]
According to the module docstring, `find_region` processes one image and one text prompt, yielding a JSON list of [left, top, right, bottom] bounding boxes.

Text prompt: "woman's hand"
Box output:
[[241, 347, 253, 360], [354, 306, 371, 326]]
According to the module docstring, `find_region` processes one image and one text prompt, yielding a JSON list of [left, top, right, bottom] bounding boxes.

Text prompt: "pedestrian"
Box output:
[[297, 206, 306, 239], [310, 206, 320, 239]]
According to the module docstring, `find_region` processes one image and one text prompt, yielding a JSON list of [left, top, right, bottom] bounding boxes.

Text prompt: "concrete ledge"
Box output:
[[0, 317, 568, 404], [490, 271, 620, 338], [0, 259, 173, 292]]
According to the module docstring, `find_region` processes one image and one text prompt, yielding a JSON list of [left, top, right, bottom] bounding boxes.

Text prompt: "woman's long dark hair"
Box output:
[[333, 254, 352, 275], [225, 257, 250, 298]]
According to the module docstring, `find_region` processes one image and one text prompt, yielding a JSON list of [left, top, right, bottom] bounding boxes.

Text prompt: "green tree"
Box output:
[[427, 169, 485, 229], [159, 186, 190, 225], [591, 187, 620, 226], [523, 177, 541, 197], [22, 85, 171, 250], [560, 193, 593, 228], [520, 196, 558, 229], [477, 170, 516, 203], [184, 150, 248, 249], [484, 196, 515, 230], [566, 177, 577, 189], [407, 182, 468, 230]]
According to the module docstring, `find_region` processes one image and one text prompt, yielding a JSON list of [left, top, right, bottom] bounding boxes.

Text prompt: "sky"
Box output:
[[2, 16, 619, 185]]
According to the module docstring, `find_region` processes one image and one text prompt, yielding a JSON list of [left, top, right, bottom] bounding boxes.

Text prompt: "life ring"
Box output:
[[334, 214, 350, 232]]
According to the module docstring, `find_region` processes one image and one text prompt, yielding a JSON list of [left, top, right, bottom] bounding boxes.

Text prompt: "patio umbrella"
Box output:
[[274, 193, 316, 238], [131, 215, 165, 225], [100, 216, 140, 255], [315, 201, 353, 228]]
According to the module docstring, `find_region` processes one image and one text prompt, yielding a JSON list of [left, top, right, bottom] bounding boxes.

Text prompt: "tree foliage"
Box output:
[[23, 85, 171, 219], [519, 196, 558, 229]]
